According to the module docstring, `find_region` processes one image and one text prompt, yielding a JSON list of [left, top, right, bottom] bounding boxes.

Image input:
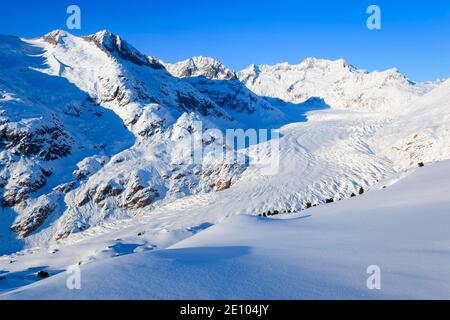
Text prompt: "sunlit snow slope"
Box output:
[[3, 160, 449, 300]]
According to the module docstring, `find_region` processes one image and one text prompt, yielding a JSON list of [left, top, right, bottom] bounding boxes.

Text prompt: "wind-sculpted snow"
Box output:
[[2, 160, 449, 299]]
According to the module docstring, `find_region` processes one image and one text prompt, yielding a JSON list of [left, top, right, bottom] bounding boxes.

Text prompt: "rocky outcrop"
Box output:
[[123, 187, 159, 209], [2, 164, 49, 207], [215, 179, 232, 192], [83, 30, 165, 70], [11, 193, 60, 237], [121, 173, 160, 209], [54, 181, 77, 194], [176, 91, 224, 118], [77, 179, 127, 208], [0, 121, 71, 161]]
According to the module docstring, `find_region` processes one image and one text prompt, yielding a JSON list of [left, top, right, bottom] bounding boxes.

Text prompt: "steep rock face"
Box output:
[[54, 111, 247, 240], [237, 58, 434, 112], [180, 77, 273, 115], [0, 118, 72, 161], [164, 56, 236, 80], [164, 59, 288, 127], [83, 30, 165, 70], [121, 173, 160, 209], [11, 192, 62, 237]]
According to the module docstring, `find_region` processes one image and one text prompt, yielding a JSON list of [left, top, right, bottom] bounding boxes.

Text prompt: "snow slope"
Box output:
[[3, 160, 449, 300], [374, 79, 450, 170]]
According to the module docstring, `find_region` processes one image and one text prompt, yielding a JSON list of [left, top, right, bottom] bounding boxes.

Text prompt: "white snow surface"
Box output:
[[2, 160, 450, 299]]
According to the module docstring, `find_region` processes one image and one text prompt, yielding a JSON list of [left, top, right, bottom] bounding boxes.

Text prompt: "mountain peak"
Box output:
[[241, 58, 358, 75], [298, 57, 356, 71], [83, 30, 164, 69], [41, 29, 72, 45], [87, 29, 119, 48], [164, 56, 236, 80]]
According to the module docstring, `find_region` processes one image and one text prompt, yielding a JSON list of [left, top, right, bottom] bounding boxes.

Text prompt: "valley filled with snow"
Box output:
[[0, 30, 449, 300]]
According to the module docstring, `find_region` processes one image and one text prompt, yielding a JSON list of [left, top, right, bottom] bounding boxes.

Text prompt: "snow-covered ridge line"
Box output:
[[164, 53, 442, 113], [162, 56, 236, 80]]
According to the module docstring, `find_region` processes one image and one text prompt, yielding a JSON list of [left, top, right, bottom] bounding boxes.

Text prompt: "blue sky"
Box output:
[[0, 0, 449, 81]]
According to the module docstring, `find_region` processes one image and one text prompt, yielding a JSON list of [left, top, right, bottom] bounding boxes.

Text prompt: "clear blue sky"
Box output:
[[1, 0, 449, 81]]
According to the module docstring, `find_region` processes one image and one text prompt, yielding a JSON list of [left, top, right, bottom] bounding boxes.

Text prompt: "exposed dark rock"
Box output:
[[186, 77, 264, 114], [0, 122, 71, 161], [2, 168, 48, 207], [78, 192, 92, 207], [11, 199, 57, 237], [83, 31, 165, 70], [176, 91, 224, 118], [93, 181, 124, 203], [173, 173, 185, 180], [42, 34, 58, 45], [37, 270, 50, 279], [124, 187, 159, 209], [215, 179, 232, 192], [55, 181, 77, 194], [2, 188, 28, 207], [138, 120, 165, 137]]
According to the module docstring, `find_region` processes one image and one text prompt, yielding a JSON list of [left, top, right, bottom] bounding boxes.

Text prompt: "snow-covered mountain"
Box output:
[[163, 56, 236, 80], [237, 58, 436, 112], [1, 30, 282, 248], [0, 30, 449, 299]]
